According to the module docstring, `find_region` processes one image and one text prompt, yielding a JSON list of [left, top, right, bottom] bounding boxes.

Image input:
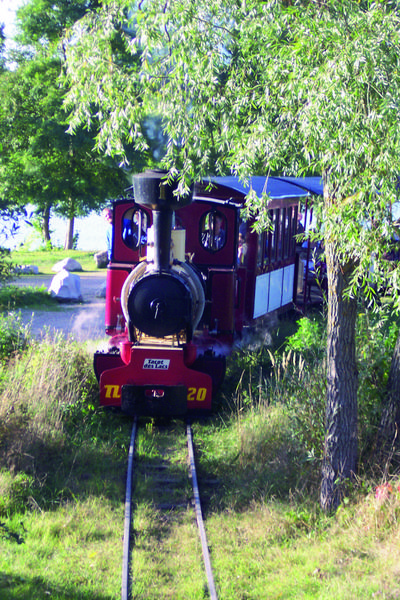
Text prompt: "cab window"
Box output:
[[122, 208, 148, 250], [200, 210, 227, 252]]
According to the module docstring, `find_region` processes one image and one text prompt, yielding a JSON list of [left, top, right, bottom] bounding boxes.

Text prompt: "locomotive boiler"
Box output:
[[94, 170, 323, 417]]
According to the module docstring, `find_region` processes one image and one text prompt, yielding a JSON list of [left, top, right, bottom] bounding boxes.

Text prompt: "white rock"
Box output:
[[95, 282, 107, 298], [94, 250, 108, 268], [14, 264, 39, 274], [52, 258, 83, 273], [48, 269, 83, 302]]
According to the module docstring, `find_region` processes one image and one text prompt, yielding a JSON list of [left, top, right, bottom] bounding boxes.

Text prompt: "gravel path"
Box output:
[[12, 272, 108, 342]]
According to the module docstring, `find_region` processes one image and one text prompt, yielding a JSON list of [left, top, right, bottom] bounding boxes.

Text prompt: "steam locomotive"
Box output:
[[94, 170, 322, 416]]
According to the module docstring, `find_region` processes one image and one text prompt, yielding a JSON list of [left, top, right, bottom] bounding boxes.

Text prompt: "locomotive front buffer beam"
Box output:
[[97, 345, 213, 417]]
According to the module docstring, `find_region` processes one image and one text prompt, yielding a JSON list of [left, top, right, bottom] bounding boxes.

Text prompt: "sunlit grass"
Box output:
[[0, 284, 59, 311], [207, 494, 400, 599], [11, 248, 99, 274], [131, 504, 205, 600], [0, 498, 124, 600]]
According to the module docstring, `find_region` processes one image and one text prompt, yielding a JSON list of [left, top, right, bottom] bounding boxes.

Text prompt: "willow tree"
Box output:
[[64, 0, 400, 511]]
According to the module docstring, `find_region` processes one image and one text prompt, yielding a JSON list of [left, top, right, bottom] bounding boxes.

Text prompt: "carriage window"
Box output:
[[122, 208, 148, 250], [289, 206, 297, 257], [238, 221, 249, 265], [281, 208, 288, 259], [200, 210, 227, 252], [263, 209, 280, 265]]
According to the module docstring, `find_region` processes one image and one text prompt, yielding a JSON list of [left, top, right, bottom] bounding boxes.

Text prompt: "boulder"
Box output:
[[48, 269, 83, 302], [94, 250, 108, 268], [14, 265, 39, 274], [52, 258, 83, 273], [95, 282, 107, 298]]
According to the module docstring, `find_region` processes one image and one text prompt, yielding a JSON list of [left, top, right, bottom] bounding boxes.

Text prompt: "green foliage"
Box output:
[[0, 0, 131, 248], [63, 0, 400, 299], [285, 316, 325, 357], [0, 312, 30, 364], [356, 311, 400, 459], [221, 316, 327, 487], [65, 1, 400, 193], [265, 346, 327, 475], [0, 247, 13, 285], [0, 56, 128, 222], [224, 310, 398, 490], [16, 0, 99, 46], [0, 285, 57, 311]]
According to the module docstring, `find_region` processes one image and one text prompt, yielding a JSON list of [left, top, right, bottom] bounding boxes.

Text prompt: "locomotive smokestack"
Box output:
[[133, 170, 193, 272], [152, 203, 172, 271]]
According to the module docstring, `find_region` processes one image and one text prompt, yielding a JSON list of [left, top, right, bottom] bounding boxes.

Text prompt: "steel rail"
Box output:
[[186, 422, 218, 600], [121, 417, 137, 600]]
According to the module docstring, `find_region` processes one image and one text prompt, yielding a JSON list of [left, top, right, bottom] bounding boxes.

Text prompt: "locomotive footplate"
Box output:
[[121, 384, 187, 417]]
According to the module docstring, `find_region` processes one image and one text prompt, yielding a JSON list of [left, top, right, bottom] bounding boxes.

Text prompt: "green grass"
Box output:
[[0, 248, 102, 311], [0, 284, 59, 311], [0, 312, 399, 598], [10, 248, 101, 274]]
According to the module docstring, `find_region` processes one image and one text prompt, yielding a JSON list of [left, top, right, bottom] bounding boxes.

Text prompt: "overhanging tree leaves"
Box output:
[[64, 0, 400, 510], [0, 0, 136, 248]]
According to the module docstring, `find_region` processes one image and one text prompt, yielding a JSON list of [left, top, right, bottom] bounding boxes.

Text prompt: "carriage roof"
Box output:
[[194, 175, 323, 204]]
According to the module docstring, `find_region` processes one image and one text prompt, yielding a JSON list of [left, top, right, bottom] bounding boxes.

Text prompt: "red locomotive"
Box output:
[[94, 170, 322, 416]]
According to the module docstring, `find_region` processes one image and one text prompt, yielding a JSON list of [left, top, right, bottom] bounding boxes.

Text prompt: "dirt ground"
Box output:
[[13, 271, 108, 342]]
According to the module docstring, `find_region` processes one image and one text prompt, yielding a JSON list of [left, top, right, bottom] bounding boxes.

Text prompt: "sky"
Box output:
[[0, 0, 25, 40]]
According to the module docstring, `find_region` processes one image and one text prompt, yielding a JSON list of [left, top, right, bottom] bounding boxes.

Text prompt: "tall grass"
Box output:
[[0, 332, 130, 517], [226, 309, 400, 500]]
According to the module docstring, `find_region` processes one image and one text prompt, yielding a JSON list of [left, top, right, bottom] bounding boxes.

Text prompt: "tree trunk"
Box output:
[[41, 204, 52, 244], [320, 238, 359, 512], [374, 330, 400, 468], [64, 215, 75, 250]]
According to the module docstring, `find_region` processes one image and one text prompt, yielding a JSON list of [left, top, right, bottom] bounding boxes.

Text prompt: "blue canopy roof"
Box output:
[[199, 175, 323, 200]]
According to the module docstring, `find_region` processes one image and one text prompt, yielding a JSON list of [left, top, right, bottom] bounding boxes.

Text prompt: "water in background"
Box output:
[[2, 209, 109, 252]]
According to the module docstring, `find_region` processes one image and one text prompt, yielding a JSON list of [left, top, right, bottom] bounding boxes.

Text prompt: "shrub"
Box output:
[[0, 471, 35, 517], [265, 349, 326, 479], [285, 315, 325, 358], [356, 311, 400, 460], [0, 312, 30, 365], [0, 247, 13, 286]]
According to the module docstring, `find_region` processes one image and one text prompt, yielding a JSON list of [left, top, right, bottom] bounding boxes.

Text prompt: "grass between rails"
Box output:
[[0, 310, 400, 598]]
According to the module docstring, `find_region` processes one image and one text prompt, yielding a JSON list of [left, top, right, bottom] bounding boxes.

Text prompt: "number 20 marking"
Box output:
[[187, 387, 207, 402]]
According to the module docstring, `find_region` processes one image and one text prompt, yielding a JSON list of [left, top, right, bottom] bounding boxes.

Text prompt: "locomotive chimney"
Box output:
[[133, 170, 193, 271]]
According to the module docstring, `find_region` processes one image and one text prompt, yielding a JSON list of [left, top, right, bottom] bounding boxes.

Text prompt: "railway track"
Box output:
[[121, 418, 218, 600]]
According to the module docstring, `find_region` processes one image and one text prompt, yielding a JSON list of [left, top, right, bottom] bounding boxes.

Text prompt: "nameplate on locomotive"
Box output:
[[143, 358, 170, 370]]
